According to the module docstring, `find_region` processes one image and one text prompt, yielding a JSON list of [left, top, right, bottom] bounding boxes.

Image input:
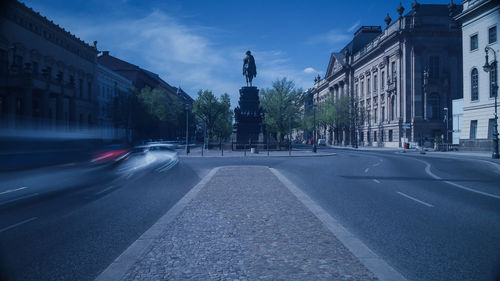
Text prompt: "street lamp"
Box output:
[[313, 104, 317, 153], [483, 46, 499, 159], [443, 107, 449, 147], [185, 103, 192, 154]]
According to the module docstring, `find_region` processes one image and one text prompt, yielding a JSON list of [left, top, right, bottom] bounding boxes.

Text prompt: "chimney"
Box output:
[[102, 51, 109, 56]]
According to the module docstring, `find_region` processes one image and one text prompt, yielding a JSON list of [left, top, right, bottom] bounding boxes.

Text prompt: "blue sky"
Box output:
[[23, 0, 453, 105]]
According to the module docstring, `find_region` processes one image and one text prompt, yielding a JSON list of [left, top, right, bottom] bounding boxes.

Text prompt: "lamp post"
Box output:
[[483, 46, 499, 159], [185, 103, 191, 154], [313, 104, 317, 153], [443, 107, 449, 148]]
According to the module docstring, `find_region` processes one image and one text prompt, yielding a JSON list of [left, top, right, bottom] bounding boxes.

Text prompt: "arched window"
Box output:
[[427, 93, 440, 120], [471, 68, 479, 101]]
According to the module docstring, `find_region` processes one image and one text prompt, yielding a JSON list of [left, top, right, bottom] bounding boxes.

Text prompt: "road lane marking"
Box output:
[[0, 186, 28, 195], [373, 179, 380, 184], [364, 168, 369, 173], [0, 217, 38, 233], [418, 159, 500, 200], [271, 168, 407, 281], [0, 193, 39, 206], [397, 191, 434, 207], [96, 185, 115, 195]]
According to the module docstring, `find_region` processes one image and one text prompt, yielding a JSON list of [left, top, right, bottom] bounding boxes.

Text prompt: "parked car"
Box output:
[[317, 139, 326, 146]]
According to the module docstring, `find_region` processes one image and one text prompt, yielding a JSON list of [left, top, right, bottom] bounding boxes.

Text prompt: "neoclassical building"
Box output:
[[0, 0, 99, 131], [311, 2, 463, 148], [455, 0, 499, 151], [97, 64, 133, 140]]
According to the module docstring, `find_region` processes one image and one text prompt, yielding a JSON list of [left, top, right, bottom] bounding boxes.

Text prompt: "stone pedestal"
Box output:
[[234, 86, 263, 144]]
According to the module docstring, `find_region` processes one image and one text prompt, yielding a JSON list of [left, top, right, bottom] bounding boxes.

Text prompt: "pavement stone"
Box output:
[[122, 166, 378, 280]]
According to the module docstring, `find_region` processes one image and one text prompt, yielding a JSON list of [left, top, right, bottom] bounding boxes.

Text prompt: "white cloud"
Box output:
[[307, 28, 351, 47], [347, 20, 361, 33], [34, 7, 316, 107], [303, 67, 318, 74]]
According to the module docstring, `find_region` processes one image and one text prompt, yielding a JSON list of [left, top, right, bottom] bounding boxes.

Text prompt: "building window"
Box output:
[[355, 84, 359, 98], [488, 119, 496, 139], [374, 108, 378, 123], [374, 75, 378, 93], [381, 130, 384, 142], [471, 68, 479, 101], [381, 106, 385, 122], [389, 130, 393, 142], [367, 131, 371, 143], [32, 61, 38, 75], [490, 65, 497, 98], [391, 61, 396, 80], [16, 98, 23, 115], [470, 120, 478, 139], [390, 96, 396, 120], [0, 49, 8, 74], [361, 81, 364, 96], [88, 82, 92, 101], [367, 78, 371, 94], [489, 26, 497, 44], [427, 93, 440, 120], [79, 79, 83, 98], [381, 71, 385, 89], [429, 56, 439, 79], [374, 131, 377, 142], [470, 34, 478, 51]]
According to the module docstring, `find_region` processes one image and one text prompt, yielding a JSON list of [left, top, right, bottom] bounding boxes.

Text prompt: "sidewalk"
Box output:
[[178, 147, 336, 158], [328, 144, 500, 164], [97, 166, 404, 281]]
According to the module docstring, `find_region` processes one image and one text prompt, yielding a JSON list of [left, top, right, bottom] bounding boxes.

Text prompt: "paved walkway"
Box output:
[[97, 166, 403, 281]]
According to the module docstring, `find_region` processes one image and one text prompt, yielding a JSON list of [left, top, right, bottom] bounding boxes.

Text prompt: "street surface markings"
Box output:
[[364, 168, 370, 173], [417, 159, 500, 200], [0, 186, 28, 195], [156, 158, 179, 173], [96, 185, 115, 195], [373, 179, 381, 184], [0, 192, 39, 206], [271, 168, 407, 281], [0, 217, 38, 233], [397, 191, 434, 207]]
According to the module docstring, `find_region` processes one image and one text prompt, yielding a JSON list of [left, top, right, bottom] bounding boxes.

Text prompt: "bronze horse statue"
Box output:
[[243, 50, 256, 86]]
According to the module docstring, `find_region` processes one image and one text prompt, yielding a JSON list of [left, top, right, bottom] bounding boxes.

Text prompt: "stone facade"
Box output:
[[455, 0, 499, 151], [0, 0, 99, 131], [97, 64, 133, 139], [311, 2, 463, 148]]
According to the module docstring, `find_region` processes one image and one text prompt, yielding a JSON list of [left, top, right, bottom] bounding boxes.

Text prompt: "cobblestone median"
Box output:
[[123, 166, 378, 280]]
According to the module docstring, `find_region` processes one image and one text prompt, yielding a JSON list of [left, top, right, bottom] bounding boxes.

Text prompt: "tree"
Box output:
[[138, 87, 182, 125], [317, 94, 350, 145], [260, 78, 303, 141], [213, 93, 233, 140], [193, 90, 232, 143]]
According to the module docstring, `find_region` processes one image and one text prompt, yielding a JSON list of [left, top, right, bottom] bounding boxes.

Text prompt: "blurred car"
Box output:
[[90, 144, 131, 166], [146, 143, 177, 152], [317, 139, 326, 146]]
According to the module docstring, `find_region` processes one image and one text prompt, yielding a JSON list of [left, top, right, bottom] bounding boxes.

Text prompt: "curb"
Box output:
[[270, 168, 407, 281], [94, 167, 221, 281], [178, 153, 337, 158]]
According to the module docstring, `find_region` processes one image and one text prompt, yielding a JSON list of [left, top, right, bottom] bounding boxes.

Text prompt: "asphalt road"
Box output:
[[0, 148, 499, 280]]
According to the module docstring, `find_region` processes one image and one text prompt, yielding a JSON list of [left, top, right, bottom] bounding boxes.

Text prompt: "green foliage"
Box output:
[[138, 87, 183, 124], [318, 94, 351, 130], [193, 90, 232, 141], [260, 78, 303, 141]]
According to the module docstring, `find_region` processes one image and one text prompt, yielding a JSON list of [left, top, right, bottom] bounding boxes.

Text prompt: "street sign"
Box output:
[[402, 123, 411, 129]]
